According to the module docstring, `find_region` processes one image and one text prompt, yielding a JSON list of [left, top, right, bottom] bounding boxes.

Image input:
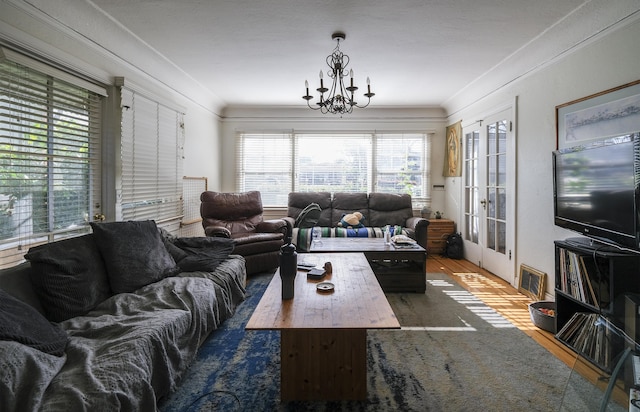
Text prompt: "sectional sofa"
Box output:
[[0, 220, 246, 412], [284, 192, 429, 251]]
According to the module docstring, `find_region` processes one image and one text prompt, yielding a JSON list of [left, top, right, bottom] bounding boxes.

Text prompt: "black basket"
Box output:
[[528, 301, 556, 333]]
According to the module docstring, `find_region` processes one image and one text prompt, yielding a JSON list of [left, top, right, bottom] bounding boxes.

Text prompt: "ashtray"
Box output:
[[316, 281, 334, 293]]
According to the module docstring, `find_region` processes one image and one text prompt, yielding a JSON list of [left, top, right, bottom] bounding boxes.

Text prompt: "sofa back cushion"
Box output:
[[331, 193, 369, 226], [287, 192, 332, 227], [368, 193, 414, 227], [25, 234, 112, 322]]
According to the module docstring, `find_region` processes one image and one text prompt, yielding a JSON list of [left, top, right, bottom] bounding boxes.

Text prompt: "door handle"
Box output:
[[480, 199, 487, 210]]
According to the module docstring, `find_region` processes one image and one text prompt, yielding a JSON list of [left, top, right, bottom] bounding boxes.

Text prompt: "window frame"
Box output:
[[0, 47, 106, 267], [236, 131, 431, 207]]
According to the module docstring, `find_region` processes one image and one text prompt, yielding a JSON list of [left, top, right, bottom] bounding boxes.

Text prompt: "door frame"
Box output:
[[457, 98, 517, 285]]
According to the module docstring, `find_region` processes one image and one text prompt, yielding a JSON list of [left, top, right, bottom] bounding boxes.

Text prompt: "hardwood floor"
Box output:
[[427, 255, 579, 368], [429, 255, 635, 405]]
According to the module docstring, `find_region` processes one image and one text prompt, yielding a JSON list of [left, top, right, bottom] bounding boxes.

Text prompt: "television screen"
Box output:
[[553, 136, 639, 249]]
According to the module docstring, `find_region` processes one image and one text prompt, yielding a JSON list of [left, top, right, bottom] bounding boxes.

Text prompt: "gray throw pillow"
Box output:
[[173, 237, 234, 272], [25, 234, 112, 322], [90, 220, 180, 294], [0, 289, 68, 356]]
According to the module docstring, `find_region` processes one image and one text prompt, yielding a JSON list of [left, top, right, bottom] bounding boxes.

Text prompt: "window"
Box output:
[[0, 48, 105, 267], [237, 132, 430, 206], [118, 85, 185, 227]]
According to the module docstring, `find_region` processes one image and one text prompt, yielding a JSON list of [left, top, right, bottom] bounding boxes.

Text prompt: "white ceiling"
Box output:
[[86, 0, 591, 109]]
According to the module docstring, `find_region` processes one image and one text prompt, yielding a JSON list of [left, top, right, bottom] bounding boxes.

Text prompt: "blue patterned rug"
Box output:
[[158, 271, 574, 411]]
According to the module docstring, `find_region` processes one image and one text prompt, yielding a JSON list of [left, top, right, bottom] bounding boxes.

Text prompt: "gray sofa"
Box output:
[[0, 220, 246, 412], [284, 192, 429, 251]]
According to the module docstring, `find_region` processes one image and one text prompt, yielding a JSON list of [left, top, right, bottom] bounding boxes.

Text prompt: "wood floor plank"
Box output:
[[427, 255, 579, 369]]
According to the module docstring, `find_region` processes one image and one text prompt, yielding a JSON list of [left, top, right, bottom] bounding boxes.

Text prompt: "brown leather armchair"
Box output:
[[200, 191, 289, 276]]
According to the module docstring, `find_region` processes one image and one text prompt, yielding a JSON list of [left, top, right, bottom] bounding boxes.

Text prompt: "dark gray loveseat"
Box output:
[[284, 192, 429, 251], [0, 220, 246, 412]]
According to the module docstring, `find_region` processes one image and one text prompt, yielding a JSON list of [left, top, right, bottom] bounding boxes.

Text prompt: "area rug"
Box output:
[[158, 272, 574, 411]]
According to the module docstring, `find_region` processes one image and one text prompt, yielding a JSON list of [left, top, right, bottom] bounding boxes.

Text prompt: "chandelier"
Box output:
[[302, 32, 374, 115]]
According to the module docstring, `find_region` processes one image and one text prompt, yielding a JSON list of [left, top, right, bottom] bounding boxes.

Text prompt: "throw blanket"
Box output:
[[292, 226, 403, 251]]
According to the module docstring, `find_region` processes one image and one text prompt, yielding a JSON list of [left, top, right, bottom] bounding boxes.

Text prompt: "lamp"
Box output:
[[302, 32, 374, 115]]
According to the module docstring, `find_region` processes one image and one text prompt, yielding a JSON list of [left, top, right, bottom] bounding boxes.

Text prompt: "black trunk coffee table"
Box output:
[[308, 237, 426, 293]]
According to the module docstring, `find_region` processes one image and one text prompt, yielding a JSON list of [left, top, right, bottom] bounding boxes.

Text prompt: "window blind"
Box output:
[[236, 132, 292, 206], [237, 131, 430, 207], [119, 87, 184, 224], [0, 52, 103, 268], [295, 133, 372, 193], [374, 133, 429, 200]]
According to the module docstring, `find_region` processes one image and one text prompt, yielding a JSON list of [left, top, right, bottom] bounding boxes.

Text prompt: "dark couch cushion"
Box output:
[[332, 193, 369, 226], [24, 235, 112, 322], [287, 192, 333, 227], [0, 262, 45, 315], [90, 220, 180, 294], [368, 193, 413, 226], [173, 237, 235, 272], [0, 288, 68, 356]]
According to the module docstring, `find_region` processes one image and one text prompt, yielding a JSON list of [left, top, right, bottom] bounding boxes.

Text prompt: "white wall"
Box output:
[[442, 18, 640, 297]]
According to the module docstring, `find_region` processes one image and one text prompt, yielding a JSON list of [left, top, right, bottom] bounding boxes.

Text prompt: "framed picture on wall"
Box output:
[[518, 264, 546, 301], [556, 80, 640, 149]]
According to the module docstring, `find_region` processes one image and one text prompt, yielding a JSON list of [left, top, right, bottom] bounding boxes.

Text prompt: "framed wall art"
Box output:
[[556, 80, 640, 149], [443, 120, 462, 177], [518, 264, 546, 301]]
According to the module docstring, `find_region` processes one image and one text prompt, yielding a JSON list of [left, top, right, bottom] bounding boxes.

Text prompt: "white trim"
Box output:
[[0, 46, 107, 96]]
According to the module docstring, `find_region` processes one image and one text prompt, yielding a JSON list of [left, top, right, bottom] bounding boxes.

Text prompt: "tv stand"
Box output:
[[554, 239, 640, 372]]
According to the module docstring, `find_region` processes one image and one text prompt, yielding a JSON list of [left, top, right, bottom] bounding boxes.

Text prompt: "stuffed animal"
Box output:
[[338, 212, 365, 228]]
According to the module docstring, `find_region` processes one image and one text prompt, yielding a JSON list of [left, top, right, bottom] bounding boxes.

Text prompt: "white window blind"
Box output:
[[119, 87, 184, 224], [237, 131, 430, 207], [236, 132, 292, 206], [0, 50, 104, 268], [374, 133, 429, 199], [295, 133, 372, 193]]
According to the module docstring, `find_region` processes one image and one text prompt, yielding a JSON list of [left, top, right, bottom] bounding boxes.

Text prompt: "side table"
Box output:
[[426, 218, 455, 255]]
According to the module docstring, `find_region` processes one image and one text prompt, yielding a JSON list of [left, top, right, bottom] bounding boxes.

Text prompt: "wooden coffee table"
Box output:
[[245, 252, 400, 401], [309, 237, 427, 293]]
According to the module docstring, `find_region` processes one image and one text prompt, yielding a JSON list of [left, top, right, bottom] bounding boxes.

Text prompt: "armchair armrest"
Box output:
[[404, 217, 429, 249], [256, 218, 289, 238], [204, 226, 232, 238]]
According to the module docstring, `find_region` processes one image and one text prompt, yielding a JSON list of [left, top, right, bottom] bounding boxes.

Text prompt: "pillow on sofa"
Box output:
[[173, 237, 235, 272], [0, 289, 68, 356], [90, 220, 180, 294], [25, 235, 112, 322]]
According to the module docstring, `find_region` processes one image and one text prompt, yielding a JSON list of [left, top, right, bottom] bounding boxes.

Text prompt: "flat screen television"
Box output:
[[553, 134, 640, 250]]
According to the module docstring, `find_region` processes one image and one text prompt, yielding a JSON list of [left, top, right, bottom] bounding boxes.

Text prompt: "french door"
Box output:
[[462, 107, 516, 284]]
